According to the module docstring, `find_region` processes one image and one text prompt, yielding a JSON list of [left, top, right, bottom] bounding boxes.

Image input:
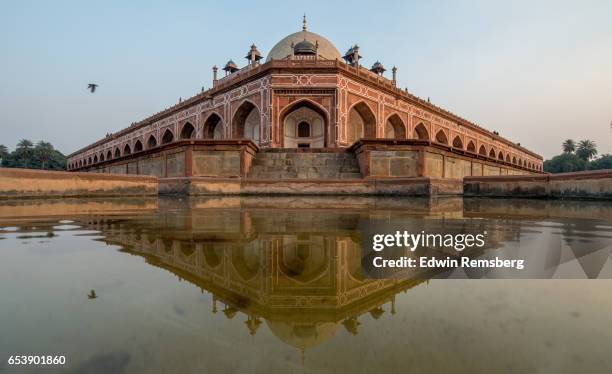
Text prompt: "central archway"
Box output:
[[232, 101, 260, 144], [347, 102, 376, 144], [280, 100, 328, 148]]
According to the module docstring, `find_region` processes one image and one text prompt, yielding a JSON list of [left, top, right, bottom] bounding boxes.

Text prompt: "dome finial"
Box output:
[[302, 13, 307, 31]]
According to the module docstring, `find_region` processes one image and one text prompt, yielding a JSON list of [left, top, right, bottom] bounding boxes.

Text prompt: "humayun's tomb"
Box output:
[[66, 16, 544, 196]]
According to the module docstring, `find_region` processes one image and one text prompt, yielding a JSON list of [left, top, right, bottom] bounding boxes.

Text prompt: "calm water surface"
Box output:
[[1, 196, 612, 374]]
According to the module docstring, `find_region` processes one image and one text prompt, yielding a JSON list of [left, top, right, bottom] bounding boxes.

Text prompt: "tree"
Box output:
[[16, 139, 34, 168], [576, 139, 597, 161], [562, 139, 575, 153], [589, 154, 612, 171], [0, 144, 8, 162], [543, 153, 587, 173], [35, 141, 54, 169]]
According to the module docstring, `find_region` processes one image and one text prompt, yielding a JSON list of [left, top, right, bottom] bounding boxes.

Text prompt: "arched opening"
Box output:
[[147, 134, 157, 148], [413, 123, 429, 140], [298, 121, 310, 137], [519, 159, 523, 166], [347, 102, 376, 144], [489, 148, 496, 158], [452, 135, 463, 149], [385, 114, 406, 139], [107, 150, 112, 160], [498, 151, 504, 161], [467, 140, 476, 153], [114, 148, 121, 158], [479, 145, 487, 156], [232, 101, 260, 143], [203, 113, 223, 139], [506, 154, 511, 163], [280, 100, 328, 148], [134, 140, 143, 152], [161, 129, 174, 144], [100, 153, 105, 162], [88, 157, 92, 165], [435, 130, 448, 145], [180, 122, 195, 140], [79, 160, 82, 167], [124, 144, 131, 156], [93, 155, 98, 163], [513, 156, 517, 164]]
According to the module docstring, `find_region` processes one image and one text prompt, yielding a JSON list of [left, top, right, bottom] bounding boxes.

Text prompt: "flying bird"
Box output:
[[87, 289, 98, 299], [87, 83, 98, 93]]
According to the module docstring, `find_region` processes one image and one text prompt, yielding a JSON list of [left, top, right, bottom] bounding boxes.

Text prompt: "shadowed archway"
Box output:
[[161, 129, 174, 144], [385, 114, 406, 139], [147, 134, 157, 149], [180, 122, 195, 140], [280, 99, 329, 147], [232, 101, 260, 143], [123, 144, 131, 156], [134, 140, 143, 152], [435, 130, 448, 145], [347, 101, 376, 144], [413, 123, 429, 140], [479, 145, 487, 156], [467, 140, 476, 152], [203, 113, 223, 139], [452, 135, 463, 149]]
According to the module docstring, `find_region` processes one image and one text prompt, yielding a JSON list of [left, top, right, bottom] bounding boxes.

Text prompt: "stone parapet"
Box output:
[[464, 169, 612, 199], [0, 167, 158, 199]]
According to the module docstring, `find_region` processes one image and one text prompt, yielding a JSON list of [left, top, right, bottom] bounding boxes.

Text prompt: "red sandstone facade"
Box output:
[[67, 21, 543, 174]]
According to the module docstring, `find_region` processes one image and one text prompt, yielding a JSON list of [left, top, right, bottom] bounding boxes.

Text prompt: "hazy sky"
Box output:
[[1, 0, 610, 159]]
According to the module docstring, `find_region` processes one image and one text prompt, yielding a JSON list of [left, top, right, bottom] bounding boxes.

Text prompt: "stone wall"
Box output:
[[350, 139, 536, 179], [464, 170, 612, 199], [0, 168, 158, 199]]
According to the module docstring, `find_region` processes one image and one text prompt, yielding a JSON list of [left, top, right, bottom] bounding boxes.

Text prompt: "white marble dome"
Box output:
[[266, 30, 342, 62]]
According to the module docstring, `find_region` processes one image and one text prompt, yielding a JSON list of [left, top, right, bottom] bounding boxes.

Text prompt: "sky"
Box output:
[[0, 0, 610, 159]]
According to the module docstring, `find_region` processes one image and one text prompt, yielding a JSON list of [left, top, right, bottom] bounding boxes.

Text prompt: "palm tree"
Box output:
[[16, 139, 34, 168], [35, 141, 54, 169], [562, 139, 575, 153], [576, 140, 597, 161]]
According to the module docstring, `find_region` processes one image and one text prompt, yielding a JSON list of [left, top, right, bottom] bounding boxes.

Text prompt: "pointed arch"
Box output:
[[202, 112, 223, 139], [147, 134, 157, 148], [279, 99, 330, 147], [452, 135, 463, 149], [489, 148, 496, 158], [100, 153, 105, 162], [347, 101, 376, 143], [519, 159, 523, 166], [161, 129, 174, 144], [467, 140, 476, 153], [114, 148, 121, 158], [505, 154, 511, 163], [107, 150, 112, 160], [87, 157, 92, 165], [93, 155, 98, 163], [123, 144, 131, 156], [134, 140, 143, 152], [479, 145, 487, 156], [413, 123, 429, 140], [385, 113, 406, 139], [180, 121, 195, 140], [498, 151, 504, 161], [435, 130, 448, 145], [232, 100, 260, 142], [512, 156, 517, 164]]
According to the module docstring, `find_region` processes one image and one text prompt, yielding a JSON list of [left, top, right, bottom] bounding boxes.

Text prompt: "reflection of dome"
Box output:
[[266, 321, 339, 349], [266, 30, 341, 61]]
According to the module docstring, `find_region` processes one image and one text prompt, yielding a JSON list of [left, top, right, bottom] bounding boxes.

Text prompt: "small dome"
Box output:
[[294, 39, 317, 55], [267, 30, 341, 61]]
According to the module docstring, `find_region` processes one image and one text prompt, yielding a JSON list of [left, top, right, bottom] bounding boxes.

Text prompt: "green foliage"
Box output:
[[588, 154, 612, 170], [562, 139, 575, 153], [544, 153, 587, 173], [1, 140, 66, 170], [576, 139, 597, 161]]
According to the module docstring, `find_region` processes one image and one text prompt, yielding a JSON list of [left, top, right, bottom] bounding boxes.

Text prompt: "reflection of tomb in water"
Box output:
[[87, 209, 429, 351]]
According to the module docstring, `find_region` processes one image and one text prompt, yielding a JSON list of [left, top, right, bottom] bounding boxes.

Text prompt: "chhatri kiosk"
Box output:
[[67, 16, 543, 195]]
